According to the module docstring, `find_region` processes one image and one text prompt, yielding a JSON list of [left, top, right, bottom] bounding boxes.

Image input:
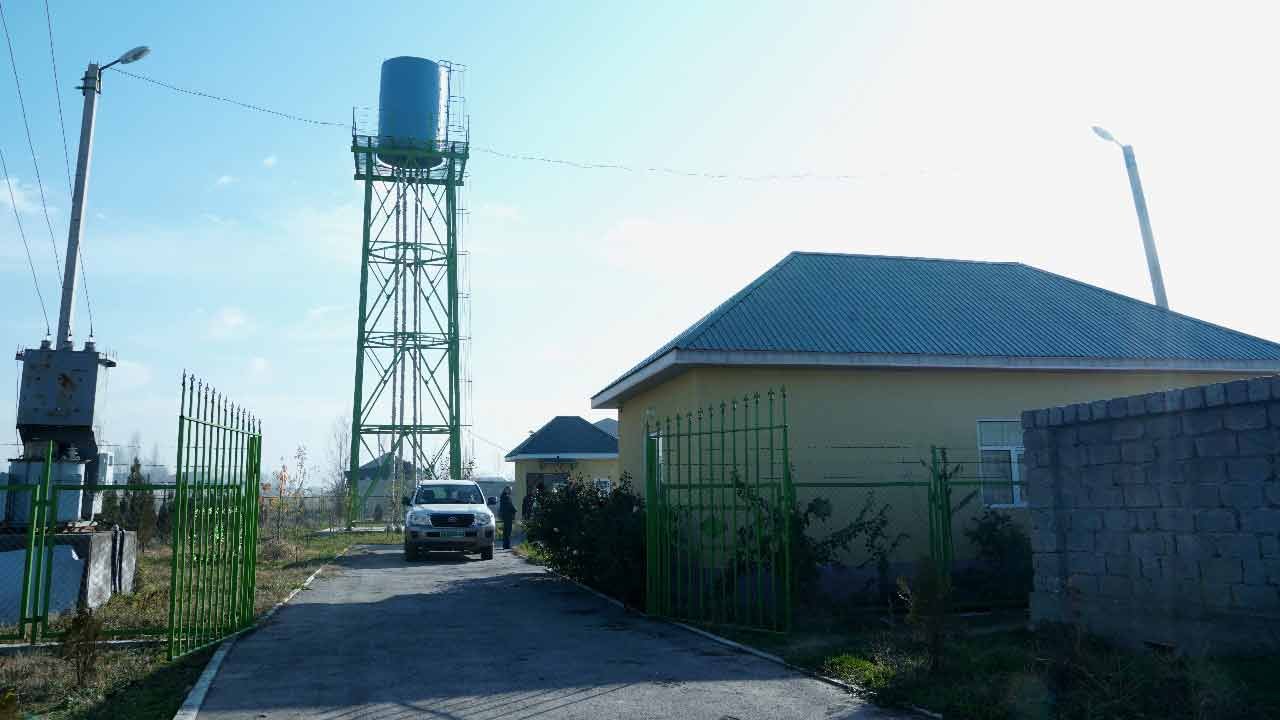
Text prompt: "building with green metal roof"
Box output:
[[592, 252, 1280, 565]]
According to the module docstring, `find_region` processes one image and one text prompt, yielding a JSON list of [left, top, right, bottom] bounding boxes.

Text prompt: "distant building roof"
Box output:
[[344, 452, 416, 481], [593, 418, 619, 437], [505, 416, 619, 461], [593, 252, 1280, 408]]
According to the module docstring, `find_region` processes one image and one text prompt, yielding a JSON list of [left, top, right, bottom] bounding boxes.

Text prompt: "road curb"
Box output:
[[172, 542, 357, 720], [512, 549, 938, 718]]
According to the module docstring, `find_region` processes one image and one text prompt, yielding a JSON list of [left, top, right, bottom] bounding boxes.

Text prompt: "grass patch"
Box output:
[[0, 644, 212, 720], [4, 530, 399, 719], [511, 542, 545, 565], [711, 616, 1280, 720]]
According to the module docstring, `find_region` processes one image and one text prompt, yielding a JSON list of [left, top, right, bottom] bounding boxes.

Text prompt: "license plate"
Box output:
[[440, 529, 465, 537]]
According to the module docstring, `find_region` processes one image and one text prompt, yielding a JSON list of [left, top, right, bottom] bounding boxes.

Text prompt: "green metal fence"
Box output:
[[0, 444, 177, 644], [644, 389, 794, 632], [168, 374, 262, 660], [642, 387, 1031, 632], [1, 441, 53, 644], [0, 374, 261, 654], [800, 443, 1028, 609]]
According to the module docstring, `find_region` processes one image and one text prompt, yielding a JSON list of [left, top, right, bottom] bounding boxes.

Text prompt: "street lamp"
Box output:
[[102, 45, 150, 71], [54, 46, 151, 349], [1092, 125, 1169, 310]]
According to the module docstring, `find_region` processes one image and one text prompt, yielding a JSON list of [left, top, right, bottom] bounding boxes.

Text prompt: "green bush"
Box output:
[[524, 473, 646, 607], [959, 509, 1032, 606], [731, 479, 905, 602], [899, 555, 951, 672]]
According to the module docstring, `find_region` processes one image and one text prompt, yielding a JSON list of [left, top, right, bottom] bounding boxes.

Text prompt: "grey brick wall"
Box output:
[[1025, 377, 1280, 655]]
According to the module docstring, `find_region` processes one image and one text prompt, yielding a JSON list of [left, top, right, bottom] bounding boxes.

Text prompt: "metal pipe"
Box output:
[[1120, 144, 1169, 309], [55, 64, 100, 349]]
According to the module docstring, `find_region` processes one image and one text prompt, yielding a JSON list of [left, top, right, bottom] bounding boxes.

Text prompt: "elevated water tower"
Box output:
[[346, 57, 470, 525]]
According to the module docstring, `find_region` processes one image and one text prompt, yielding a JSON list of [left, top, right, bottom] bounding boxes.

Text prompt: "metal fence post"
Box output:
[[780, 387, 792, 632], [644, 430, 659, 616]]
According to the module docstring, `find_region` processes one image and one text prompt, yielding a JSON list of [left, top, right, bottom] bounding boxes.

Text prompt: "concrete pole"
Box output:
[[55, 64, 100, 350], [1120, 144, 1169, 310]]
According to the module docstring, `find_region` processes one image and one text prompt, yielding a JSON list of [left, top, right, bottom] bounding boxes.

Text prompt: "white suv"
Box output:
[[402, 480, 497, 561]]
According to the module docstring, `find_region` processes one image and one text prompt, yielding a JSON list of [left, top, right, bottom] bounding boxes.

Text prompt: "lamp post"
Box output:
[[54, 46, 150, 350], [1092, 125, 1169, 310]]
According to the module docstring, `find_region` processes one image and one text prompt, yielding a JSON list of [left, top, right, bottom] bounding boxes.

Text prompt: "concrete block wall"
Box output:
[[1024, 376, 1280, 655]]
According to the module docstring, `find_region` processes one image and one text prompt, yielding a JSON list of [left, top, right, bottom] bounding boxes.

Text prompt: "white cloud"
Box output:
[[207, 306, 249, 339], [283, 203, 361, 265], [108, 360, 152, 392], [248, 356, 270, 379], [474, 203, 523, 223], [287, 305, 351, 344], [0, 176, 41, 214], [263, 155, 277, 169], [215, 175, 236, 186]]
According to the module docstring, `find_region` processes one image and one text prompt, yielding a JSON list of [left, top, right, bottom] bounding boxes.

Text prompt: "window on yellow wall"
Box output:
[[593, 477, 611, 493], [978, 419, 1026, 507]]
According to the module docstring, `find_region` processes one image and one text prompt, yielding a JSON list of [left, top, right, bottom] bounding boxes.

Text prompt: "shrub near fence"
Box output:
[[524, 475, 646, 608]]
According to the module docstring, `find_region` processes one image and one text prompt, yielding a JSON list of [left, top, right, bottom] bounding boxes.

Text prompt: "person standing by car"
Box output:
[[498, 487, 517, 550]]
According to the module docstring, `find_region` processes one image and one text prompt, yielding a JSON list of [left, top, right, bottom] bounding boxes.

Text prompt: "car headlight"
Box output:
[[408, 511, 432, 525], [473, 513, 494, 526]]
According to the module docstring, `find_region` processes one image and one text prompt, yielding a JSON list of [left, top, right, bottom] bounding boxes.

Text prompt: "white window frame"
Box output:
[[977, 418, 1027, 508], [593, 477, 612, 493]]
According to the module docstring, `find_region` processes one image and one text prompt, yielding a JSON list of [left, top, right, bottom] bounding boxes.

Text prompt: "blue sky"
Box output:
[[2, 1, 1279, 482]]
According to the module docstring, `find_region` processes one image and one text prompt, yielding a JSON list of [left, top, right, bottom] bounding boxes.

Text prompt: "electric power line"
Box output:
[[469, 430, 509, 453], [41, 0, 70, 195], [1, 146, 51, 333], [39, 0, 93, 338], [107, 67, 917, 184], [109, 67, 347, 128], [0, 0, 63, 294]]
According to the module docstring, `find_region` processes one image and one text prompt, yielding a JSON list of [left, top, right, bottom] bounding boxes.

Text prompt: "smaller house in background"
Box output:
[[505, 416, 619, 513], [593, 418, 619, 437], [344, 452, 416, 521], [472, 474, 514, 503]]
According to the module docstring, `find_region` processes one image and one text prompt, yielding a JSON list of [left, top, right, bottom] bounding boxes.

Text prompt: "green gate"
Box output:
[[0, 374, 261, 654], [1, 441, 56, 645], [167, 374, 262, 660], [644, 389, 794, 632]]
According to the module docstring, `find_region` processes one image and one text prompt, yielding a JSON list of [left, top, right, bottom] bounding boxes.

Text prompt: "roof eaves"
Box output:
[[592, 348, 1280, 408]]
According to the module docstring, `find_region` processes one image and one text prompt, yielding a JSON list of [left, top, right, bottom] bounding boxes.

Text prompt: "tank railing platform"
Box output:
[[351, 133, 469, 184]]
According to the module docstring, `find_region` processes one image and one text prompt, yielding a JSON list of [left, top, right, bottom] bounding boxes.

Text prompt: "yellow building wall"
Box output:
[[616, 366, 1263, 563], [511, 457, 620, 516]]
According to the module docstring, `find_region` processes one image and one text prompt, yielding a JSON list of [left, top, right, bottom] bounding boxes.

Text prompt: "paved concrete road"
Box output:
[[198, 545, 899, 720]]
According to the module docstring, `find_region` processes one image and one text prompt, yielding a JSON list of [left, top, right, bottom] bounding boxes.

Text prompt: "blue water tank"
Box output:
[[378, 56, 441, 167]]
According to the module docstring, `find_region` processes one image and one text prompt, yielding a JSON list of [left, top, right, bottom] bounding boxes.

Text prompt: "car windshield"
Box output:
[[413, 484, 483, 505]]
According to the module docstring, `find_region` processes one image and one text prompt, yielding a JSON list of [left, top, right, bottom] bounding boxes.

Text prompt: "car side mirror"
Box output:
[[487, 496, 497, 507], [401, 496, 411, 507]]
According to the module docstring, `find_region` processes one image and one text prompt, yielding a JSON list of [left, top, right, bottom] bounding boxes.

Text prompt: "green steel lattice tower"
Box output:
[[347, 62, 469, 525]]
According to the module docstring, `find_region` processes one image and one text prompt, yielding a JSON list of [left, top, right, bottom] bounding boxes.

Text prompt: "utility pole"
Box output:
[[12, 47, 149, 522], [1119, 144, 1168, 310], [55, 47, 150, 349], [1092, 126, 1169, 309], [55, 64, 100, 349]]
